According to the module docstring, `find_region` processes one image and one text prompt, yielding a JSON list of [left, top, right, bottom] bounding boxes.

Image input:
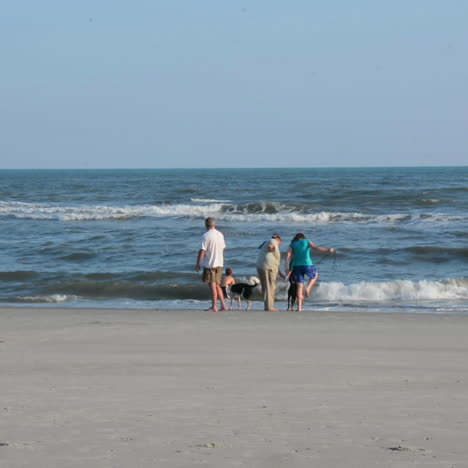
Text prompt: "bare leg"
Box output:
[[208, 282, 218, 311], [216, 284, 227, 310], [296, 282, 304, 312], [305, 272, 319, 297]]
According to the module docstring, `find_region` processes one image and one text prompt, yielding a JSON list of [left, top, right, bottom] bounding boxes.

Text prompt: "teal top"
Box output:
[[290, 238, 313, 266]]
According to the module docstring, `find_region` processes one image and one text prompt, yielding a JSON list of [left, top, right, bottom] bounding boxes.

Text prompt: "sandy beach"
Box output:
[[1, 307, 467, 468]]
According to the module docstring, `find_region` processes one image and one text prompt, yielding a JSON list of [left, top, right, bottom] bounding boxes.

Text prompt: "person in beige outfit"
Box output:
[[256, 234, 285, 311]]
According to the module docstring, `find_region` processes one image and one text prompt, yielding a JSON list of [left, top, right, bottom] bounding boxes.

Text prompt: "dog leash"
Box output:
[[315, 251, 337, 270]]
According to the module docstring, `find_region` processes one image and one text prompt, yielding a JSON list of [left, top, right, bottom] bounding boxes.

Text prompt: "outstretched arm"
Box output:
[[309, 241, 335, 254]]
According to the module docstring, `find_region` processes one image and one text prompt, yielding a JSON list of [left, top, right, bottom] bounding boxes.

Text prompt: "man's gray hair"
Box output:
[[205, 217, 216, 228]]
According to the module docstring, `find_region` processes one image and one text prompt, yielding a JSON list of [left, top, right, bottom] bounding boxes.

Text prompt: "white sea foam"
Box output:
[[421, 199, 440, 204], [312, 278, 468, 302], [19, 294, 73, 303], [0, 200, 465, 224], [0, 201, 222, 221], [190, 198, 231, 203]]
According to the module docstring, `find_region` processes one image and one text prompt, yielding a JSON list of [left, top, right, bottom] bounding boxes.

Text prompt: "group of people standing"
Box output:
[[195, 217, 335, 312]]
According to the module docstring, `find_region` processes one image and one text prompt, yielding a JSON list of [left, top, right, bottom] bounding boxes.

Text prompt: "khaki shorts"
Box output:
[[202, 267, 222, 284]]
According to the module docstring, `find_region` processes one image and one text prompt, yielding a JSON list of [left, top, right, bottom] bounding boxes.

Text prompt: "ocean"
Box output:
[[0, 167, 467, 314]]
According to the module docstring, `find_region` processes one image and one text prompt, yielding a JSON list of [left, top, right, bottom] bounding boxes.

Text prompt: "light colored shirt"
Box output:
[[201, 228, 225, 268], [256, 238, 281, 270]]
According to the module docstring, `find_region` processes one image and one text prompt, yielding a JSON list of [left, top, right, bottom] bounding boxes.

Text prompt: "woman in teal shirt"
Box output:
[[285, 233, 335, 311]]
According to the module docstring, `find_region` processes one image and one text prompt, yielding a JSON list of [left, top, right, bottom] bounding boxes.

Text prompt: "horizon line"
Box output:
[[1, 164, 467, 171]]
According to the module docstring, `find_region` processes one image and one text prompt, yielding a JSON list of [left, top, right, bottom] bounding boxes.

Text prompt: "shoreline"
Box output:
[[2, 300, 468, 316], [1, 306, 467, 467]]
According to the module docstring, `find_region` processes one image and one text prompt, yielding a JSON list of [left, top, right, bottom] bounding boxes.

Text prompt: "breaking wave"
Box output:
[[15, 294, 73, 304], [0, 200, 465, 225], [0, 200, 222, 221], [2, 269, 466, 309], [309, 278, 468, 303]]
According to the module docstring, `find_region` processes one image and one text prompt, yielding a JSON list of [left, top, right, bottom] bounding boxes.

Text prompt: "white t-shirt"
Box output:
[[201, 228, 225, 268]]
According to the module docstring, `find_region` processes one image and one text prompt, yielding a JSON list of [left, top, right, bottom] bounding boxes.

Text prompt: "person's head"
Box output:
[[272, 233, 282, 244], [291, 232, 305, 242], [205, 217, 216, 229], [225, 268, 233, 276]]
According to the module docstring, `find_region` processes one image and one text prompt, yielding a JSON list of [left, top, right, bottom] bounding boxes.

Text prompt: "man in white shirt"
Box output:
[[195, 217, 227, 311]]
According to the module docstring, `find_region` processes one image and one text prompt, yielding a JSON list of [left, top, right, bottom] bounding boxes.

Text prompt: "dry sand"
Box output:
[[1, 306, 467, 468]]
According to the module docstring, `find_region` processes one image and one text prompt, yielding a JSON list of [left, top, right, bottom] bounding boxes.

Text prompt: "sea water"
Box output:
[[0, 167, 466, 313]]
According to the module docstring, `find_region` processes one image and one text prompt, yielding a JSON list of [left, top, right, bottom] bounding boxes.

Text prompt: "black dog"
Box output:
[[229, 277, 260, 310], [287, 277, 298, 311]]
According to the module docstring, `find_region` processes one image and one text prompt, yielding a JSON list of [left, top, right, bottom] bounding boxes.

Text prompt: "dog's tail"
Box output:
[[248, 276, 260, 286]]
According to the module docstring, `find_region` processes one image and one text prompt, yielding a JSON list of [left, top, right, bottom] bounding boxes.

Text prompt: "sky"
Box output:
[[1, 1, 467, 169]]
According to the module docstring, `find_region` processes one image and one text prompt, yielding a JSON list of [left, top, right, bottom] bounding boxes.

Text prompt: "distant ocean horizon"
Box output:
[[1, 166, 467, 313], [3, 165, 466, 170]]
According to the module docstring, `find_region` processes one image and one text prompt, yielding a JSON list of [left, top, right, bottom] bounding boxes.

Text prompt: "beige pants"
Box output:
[[257, 268, 278, 311]]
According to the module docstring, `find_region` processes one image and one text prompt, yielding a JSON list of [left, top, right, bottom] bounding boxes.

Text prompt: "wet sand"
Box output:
[[1, 306, 467, 467]]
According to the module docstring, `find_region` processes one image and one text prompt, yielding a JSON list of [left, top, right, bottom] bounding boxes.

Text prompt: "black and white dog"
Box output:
[[229, 276, 260, 310]]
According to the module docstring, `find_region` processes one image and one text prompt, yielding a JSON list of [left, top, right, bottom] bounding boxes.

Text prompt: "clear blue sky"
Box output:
[[1, 1, 467, 169]]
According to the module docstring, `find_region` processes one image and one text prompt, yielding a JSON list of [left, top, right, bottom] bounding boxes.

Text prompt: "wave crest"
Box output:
[[311, 278, 468, 302], [0, 200, 465, 225], [15, 294, 73, 303]]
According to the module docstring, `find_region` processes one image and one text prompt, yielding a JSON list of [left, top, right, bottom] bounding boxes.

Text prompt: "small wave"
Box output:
[[0, 270, 39, 281], [41, 280, 208, 301], [407, 246, 468, 260], [219, 210, 465, 225], [15, 294, 73, 303], [420, 198, 440, 205], [191, 198, 231, 203], [59, 252, 97, 261], [436, 307, 468, 313], [312, 278, 468, 302]]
